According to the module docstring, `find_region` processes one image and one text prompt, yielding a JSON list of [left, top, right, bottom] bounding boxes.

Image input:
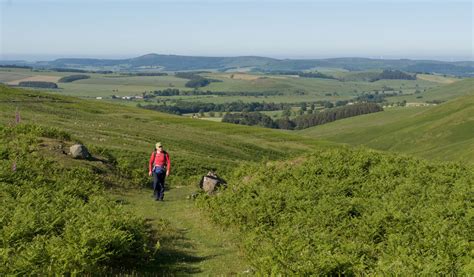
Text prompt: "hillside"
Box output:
[[1, 85, 472, 275], [300, 80, 474, 162], [388, 77, 474, 103], [0, 85, 325, 182], [3, 54, 473, 76], [0, 85, 323, 274]]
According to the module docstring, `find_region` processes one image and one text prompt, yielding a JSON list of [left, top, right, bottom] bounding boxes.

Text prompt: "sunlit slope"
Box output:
[[0, 85, 325, 179], [300, 94, 474, 163], [389, 77, 473, 103]]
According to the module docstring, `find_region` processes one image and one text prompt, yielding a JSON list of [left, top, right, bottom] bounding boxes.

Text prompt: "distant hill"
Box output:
[[3, 54, 473, 76], [300, 79, 474, 163], [44, 54, 277, 71]]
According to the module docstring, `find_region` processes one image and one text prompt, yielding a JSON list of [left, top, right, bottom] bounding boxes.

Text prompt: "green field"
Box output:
[[300, 80, 474, 163], [0, 67, 445, 105]]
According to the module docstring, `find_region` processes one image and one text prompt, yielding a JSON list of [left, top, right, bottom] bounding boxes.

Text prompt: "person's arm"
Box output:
[[149, 152, 154, 175], [166, 153, 171, 176]]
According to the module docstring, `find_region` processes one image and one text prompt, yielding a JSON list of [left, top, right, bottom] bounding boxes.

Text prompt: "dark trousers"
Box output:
[[152, 171, 166, 200]]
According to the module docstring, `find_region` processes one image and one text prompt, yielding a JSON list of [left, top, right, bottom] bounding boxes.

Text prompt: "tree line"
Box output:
[[18, 81, 58, 89], [49, 68, 113, 74], [0, 65, 32, 69], [123, 72, 168, 76], [264, 70, 335, 79], [58, 74, 90, 83], [139, 101, 290, 115], [174, 72, 222, 88], [370, 69, 416, 82], [222, 103, 383, 130], [147, 88, 283, 97]]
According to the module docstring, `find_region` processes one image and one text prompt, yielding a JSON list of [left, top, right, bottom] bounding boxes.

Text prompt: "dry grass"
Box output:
[[416, 74, 458, 84], [6, 75, 62, 85]]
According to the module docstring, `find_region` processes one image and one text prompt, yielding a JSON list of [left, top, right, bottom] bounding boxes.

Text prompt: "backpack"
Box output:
[[152, 150, 168, 173]]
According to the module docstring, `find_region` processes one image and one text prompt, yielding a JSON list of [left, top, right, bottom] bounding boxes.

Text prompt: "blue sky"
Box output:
[[1, 0, 472, 61]]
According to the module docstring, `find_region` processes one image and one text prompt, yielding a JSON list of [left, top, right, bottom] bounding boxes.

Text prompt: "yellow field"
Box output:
[[6, 75, 62, 85], [217, 73, 289, 81], [416, 74, 459, 84]]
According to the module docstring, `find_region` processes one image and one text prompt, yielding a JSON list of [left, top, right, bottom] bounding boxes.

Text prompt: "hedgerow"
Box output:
[[0, 125, 154, 275], [198, 147, 473, 275]]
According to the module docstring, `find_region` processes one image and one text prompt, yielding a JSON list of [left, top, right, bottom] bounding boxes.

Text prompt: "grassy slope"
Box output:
[[388, 77, 474, 103], [0, 85, 329, 181], [1, 83, 472, 274], [0, 85, 328, 274], [300, 81, 474, 162]]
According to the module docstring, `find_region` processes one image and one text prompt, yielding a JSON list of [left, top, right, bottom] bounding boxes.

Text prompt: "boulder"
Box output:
[[199, 171, 226, 194], [69, 144, 90, 159]]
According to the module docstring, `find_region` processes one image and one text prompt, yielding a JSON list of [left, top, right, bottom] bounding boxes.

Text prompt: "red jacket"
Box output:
[[149, 151, 170, 174]]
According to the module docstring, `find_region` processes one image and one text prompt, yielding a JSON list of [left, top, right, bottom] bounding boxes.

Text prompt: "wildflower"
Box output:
[[15, 108, 21, 124]]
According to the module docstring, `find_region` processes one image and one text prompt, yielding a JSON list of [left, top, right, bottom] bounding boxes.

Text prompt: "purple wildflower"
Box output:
[[12, 161, 17, 172], [15, 108, 21, 124]]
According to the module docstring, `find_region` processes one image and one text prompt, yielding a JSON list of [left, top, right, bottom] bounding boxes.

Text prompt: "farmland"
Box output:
[[0, 67, 445, 104]]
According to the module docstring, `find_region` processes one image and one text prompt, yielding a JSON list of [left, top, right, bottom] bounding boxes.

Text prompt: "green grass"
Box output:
[[0, 85, 327, 183], [115, 186, 250, 275], [387, 78, 474, 103]]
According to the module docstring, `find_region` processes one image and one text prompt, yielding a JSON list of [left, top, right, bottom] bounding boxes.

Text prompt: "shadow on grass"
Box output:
[[143, 225, 219, 275]]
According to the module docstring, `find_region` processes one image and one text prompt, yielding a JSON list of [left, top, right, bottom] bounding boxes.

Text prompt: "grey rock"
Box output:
[[70, 144, 90, 159], [199, 171, 226, 194]]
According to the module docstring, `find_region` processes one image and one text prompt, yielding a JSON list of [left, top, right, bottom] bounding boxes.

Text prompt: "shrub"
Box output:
[[198, 147, 473, 275], [0, 125, 154, 274]]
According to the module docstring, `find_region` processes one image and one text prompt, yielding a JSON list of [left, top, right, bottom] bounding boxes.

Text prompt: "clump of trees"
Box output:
[[0, 65, 32, 69], [222, 112, 276, 128], [58, 74, 90, 83], [371, 69, 416, 82], [50, 68, 113, 74], [124, 72, 168, 76], [139, 101, 290, 115], [148, 88, 283, 97], [174, 72, 222, 88], [18, 81, 58, 89], [264, 70, 335, 79], [291, 103, 382, 129], [356, 91, 399, 103], [221, 103, 383, 130]]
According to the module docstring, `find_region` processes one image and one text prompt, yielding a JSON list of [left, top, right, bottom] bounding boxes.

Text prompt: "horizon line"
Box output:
[[1, 53, 473, 63]]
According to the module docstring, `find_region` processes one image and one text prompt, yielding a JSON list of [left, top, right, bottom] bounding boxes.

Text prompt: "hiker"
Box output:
[[148, 142, 170, 201]]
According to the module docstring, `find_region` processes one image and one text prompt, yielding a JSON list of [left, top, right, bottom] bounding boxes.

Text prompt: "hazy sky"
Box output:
[[1, 0, 472, 61]]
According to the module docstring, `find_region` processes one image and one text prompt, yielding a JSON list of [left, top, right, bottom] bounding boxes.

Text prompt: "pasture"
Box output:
[[0, 67, 448, 106]]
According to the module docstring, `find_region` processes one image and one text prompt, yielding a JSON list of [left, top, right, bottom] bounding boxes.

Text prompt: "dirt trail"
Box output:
[[115, 185, 250, 275]]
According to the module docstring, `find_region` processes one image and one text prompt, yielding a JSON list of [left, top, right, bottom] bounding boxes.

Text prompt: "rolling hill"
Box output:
[[0, 84, 326, 182], [1, 85, 472, 275], [300, 79, 474, 162], [3, 54, 473, 76]]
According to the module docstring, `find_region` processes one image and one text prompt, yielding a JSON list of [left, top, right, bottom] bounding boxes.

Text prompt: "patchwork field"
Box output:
[[5, 75, 62, 85], [0, 67, 449, 106]]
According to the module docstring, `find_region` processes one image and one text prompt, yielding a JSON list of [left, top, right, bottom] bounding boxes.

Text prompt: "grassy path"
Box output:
[[113, 185, 250, 275]]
